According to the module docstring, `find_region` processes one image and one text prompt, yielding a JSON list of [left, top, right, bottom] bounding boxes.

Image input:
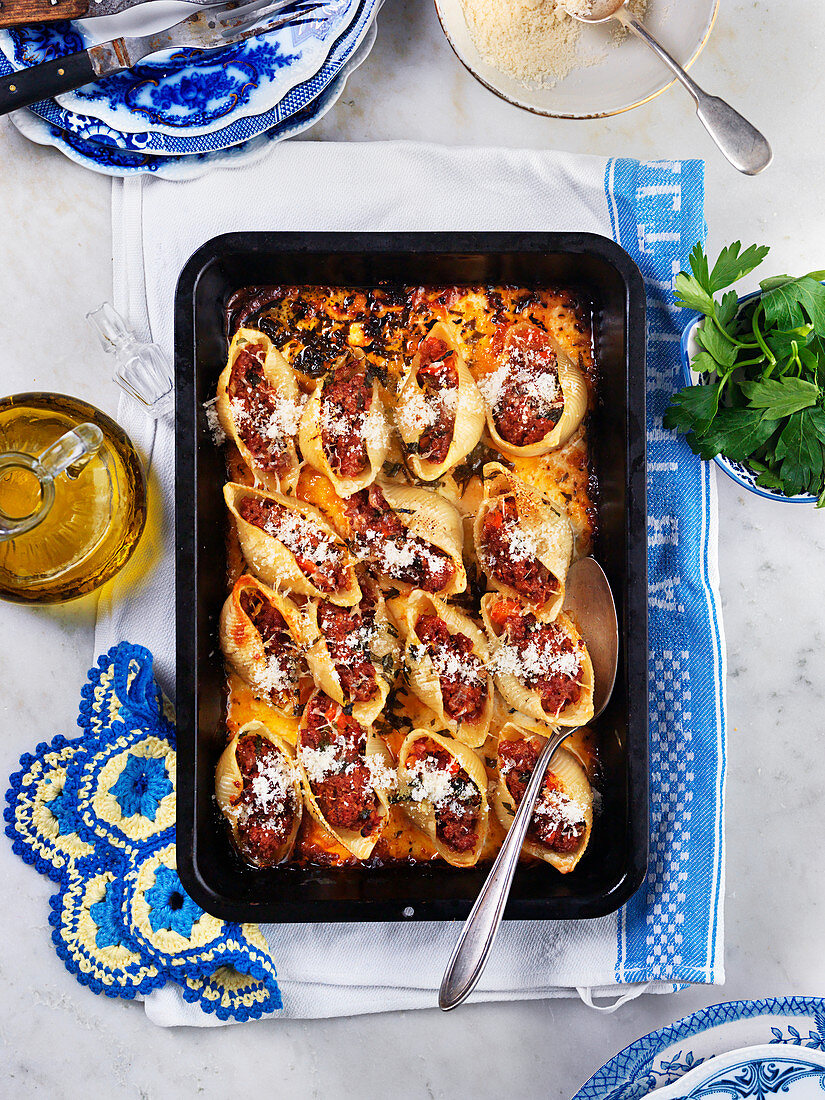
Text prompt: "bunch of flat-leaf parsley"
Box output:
[[664, 242, 825, 504]]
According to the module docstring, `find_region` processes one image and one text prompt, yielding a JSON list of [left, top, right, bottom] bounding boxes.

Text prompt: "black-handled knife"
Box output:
[[0, 0, 323, 115]]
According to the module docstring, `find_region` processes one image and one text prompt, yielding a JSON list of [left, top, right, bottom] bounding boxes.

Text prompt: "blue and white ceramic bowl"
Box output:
[[575, 996, 825, 1099], [680, 290, 817, 505], [1, 0, 377, 155], [0, 0, 371, 141], [7, 20, 375, 178]]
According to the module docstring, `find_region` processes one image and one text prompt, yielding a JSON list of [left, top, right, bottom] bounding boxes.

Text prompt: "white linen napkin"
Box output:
[[97, 141, 722, 1025]]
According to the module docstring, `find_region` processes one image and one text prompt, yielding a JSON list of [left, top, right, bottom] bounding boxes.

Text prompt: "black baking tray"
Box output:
[[175, 231, 648, 924]]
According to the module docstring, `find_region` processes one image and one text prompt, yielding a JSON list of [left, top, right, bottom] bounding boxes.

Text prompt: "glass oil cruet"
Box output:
[[0, 393, 147, 603]]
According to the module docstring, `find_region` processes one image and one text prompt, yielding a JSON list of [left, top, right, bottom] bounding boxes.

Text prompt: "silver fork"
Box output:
[[0, 0, 324, 117]]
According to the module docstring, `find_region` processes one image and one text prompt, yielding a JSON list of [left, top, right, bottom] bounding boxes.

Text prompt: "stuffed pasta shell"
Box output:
[[492, 724, 592, 873], [482, 594, 595, 729], [216, 328, 303, 492], [224, 482, 360, 606], [298, 347, 389, 497], [474, 461, 572, 619], [390, 591, 493, 749], [344, 480, 466, 596], [219, 575, 315, 716], [396, 730, 489, 867], [215, 721, 302, 867], [295, 690, 395, 859], [478, 321, 588, 457], [304, 579, 399, 726], [395, 322, 485, 481]]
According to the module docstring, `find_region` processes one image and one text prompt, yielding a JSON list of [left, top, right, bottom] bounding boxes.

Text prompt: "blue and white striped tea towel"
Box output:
[[96, 142, 725, 1024]]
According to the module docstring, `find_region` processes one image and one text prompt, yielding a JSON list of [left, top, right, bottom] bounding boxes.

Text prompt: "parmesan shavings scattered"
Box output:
[[490, 637, 581, 683], [255, 508, 342, 570], [406, 755, 475, 815], [203, 398, 226, 446], [246, 753, 292, 816]]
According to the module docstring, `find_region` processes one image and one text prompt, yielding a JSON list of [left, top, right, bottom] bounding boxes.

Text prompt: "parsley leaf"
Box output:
[[674, 271, 715, 316], [664, 383, 723, 437], [708, 242, 770, 292], [740, 378, 820, 418], [773, 409, 825, 497], [690, 407, 779, 463], [760, 275, 825, 333]]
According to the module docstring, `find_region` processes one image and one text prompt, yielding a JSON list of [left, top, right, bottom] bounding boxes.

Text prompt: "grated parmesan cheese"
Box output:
[[203, 398, 226, 446], [246, 753, 292, 815], [490, 636, 581, 683], [459, 0, 649, 89]]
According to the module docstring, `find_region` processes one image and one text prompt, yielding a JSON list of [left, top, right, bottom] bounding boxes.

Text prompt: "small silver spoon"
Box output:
[[564, 0, 772, 176], [438, 556, 619, 1011]]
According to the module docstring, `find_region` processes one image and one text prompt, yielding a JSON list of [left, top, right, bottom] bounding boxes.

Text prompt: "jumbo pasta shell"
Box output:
[[479, 321, 589, 458], [304, 580, 400, 726], [295, 690, 393, 859], [215, 721, 302, 867], [219, 575, 316, 717], [395, 321, 485, 481], [396, 729, 489, 867], [374, 479, 467, 596], [481, 594, 595, 729], [216, 327, 303, 492], [492, 723, 592, 873], [389, 590, 493, 749], [224, 482, 361, 606], [474, 461, 572, 618], [298, 347, 389, 497]]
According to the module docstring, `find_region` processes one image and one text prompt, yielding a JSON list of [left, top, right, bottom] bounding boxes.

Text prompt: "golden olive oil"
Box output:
[[0, 393, 147, 603]]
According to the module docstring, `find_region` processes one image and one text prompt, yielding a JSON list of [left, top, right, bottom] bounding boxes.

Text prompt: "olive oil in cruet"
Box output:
[[0, 393, 147, 603]]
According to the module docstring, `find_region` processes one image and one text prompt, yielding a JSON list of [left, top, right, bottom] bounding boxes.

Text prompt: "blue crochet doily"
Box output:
[[4, 641, 282, 1021]]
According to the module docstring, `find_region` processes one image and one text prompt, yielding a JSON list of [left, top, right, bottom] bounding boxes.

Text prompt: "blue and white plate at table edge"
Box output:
[[646, 1043, 825, 1098], [7, 21, 374, 178], [573, 996, 825, 1099], [680, 292, 817, 504], [0, 0, 360, 140], [5, 0, 378, 156]]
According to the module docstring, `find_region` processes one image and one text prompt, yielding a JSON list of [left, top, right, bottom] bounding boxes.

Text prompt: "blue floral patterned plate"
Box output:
[[574, 997, 825, 1099], [2, 0, 378, 155], [7, 21, 374, 178], [680, 293, 817, 505], [0, 0, 368, 140]]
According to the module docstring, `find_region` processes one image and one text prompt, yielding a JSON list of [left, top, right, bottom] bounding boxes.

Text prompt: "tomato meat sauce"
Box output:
[[490, 598, 583, 717], [301, 693, 383, 836], [227, 344, 294, 476], [345, 485, 455, 592], [321, 356, 372, 479], [414, 613, 487, 723], [317, 589, 380, 703], [480, 494, 560, 605], [238, 496, 348, 594], [498, 738, 585, 853], [492, 324, 564, 447], [233, 733, 297, 865], [415, 335, 458, 465], [406, 737, 481, 854]]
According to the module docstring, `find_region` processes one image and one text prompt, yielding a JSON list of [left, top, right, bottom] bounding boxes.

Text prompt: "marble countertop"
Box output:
[[1, 1, 824, 1096]]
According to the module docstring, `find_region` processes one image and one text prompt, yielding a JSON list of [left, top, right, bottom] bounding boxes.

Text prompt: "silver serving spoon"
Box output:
[[564, 0, 772, 176], [439, 556, 619, 1011]]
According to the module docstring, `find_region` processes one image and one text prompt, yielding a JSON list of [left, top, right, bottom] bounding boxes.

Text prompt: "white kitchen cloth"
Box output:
[[97, 142, 725, 1025]]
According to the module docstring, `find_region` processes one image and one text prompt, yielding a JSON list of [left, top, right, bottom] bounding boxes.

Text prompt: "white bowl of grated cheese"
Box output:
[[434, 0, 718, 119]]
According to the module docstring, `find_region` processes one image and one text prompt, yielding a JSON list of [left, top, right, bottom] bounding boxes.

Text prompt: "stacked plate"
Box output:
[[0, 0, 380, 176]]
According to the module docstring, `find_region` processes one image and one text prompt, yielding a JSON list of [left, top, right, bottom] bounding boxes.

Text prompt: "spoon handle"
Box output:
[[616, 9, 772, 176], [438, 726, 574, 1011]]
